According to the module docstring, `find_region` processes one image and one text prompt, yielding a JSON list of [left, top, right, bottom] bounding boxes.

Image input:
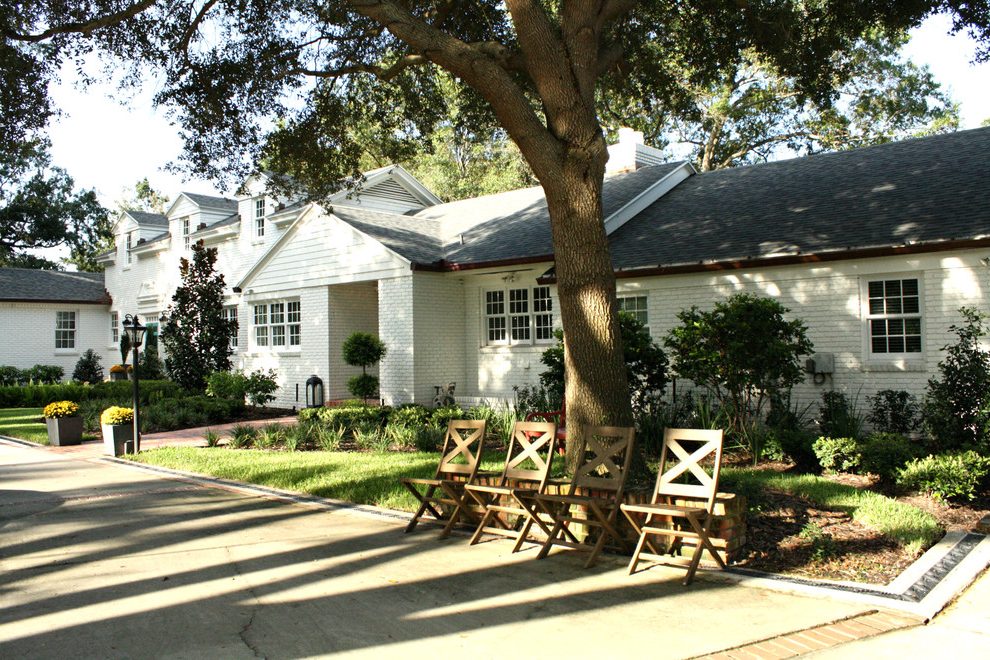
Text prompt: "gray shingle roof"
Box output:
[[126, 210, 168, 227], [610, 127, 990, 271], [0, 268, 108, 303], [331, 206, 444, 265], [182, 193, 238, 211]]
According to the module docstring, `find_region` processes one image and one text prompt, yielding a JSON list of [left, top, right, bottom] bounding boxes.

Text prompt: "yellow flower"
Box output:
[[43, 401, 80, 419], [101, 406, 134, 425]]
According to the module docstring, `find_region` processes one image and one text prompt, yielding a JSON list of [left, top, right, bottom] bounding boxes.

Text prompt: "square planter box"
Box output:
[[46, 416, 84, 446], [102, 423, 134, 457]]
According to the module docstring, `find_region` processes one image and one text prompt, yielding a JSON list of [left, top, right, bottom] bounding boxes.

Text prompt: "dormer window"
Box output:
[[254, 198, 265, 238], [182, 217, 190, 249]]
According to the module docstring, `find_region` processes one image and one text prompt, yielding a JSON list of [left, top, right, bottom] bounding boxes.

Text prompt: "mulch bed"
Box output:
[[734, 474, 990, 585]]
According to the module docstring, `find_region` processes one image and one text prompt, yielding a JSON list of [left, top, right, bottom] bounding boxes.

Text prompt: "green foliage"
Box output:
[[137, 345, 166, 381], [206, 371, 248, 401], [866, 389, 920, 434], [897, 451, 990, 503], [21, 364, 64, 385], [616, 32, 959, 172], [0, 366, 20, 387], [665, 294, 813, 438], [817, 391, 865, 439], [302, 405, 387, 433], [255, 423, 286, 449], [72, 350, 104, 384], [228, 424, 258, 449], [0, 139, 110, 271], [812, 436, 862, 473], [429, 404, 467, 431], [203, 428, 222, 447], [353, 422, 389, 452], [346, 374, 379, 401], [119, 332, 131, 366], [859, 433, 920, 484], [246, 370, 279, 407], [922, 308, 990, 453], [159, 242, 234, 392], [512, 384, 560, 419], [540, 313, 668, 414], [799, 522, 838, 562], [311, 423, 345, 452], [387, 404, 431, 429], [773, 428, 821, 473]]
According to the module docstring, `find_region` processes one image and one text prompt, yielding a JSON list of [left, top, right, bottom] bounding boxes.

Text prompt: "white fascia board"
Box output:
[[603, 162, 696, 236], [386, 165, 444, 206]]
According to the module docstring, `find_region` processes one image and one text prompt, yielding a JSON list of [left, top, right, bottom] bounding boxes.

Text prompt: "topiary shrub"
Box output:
[[342, 332, 386, 402], [73, 350, 104, 384], [137, 345, 166, 381], [859, 432, 920, 484], [812, 436, 861, 473], [897, 451, 990, 503]]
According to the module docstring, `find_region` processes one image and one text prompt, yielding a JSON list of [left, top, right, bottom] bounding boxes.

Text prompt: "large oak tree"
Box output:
[[5, 1, 989, 464]]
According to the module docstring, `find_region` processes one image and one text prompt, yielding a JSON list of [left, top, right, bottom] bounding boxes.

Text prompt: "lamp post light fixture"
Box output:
[[122, 314, 146, 453], [305, 375, 325, 409]]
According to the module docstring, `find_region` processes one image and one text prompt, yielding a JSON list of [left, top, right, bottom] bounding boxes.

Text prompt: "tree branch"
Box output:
[[3, 0, 159, 42]]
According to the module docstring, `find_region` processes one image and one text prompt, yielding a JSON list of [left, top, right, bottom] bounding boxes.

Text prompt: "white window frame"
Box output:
[[55, 310, 77, 351], [182, 216, 191, 249], [125, 233, 133, 266], [254, 198, 266, 238], [483, 286, 554, 346], [223, 306, 239, 350], [861, 275, 924, 368], [110, 311, 119, 346], [617, 294, 649, 330], [252, 299, 301, 352]]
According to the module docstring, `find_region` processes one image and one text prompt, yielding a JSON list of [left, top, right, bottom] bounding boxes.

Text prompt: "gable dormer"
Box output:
[[333, 165, 441, 215]]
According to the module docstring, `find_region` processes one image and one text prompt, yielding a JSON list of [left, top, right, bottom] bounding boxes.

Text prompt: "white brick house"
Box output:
[[4, 127, 988, 413]]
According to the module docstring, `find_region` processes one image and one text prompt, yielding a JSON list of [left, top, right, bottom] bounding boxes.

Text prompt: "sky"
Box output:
[[45, 12, 990, 209]]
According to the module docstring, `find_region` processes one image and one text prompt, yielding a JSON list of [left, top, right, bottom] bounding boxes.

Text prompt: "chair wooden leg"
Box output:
[[469, 508, 495, 545], [537, 515, 565, 560], [628, 531, 649, 575], [404, 484, 439, 533], [512, 518, 534, 553]]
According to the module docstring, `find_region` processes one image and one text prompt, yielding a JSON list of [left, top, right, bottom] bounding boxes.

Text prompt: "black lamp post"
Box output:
[[305, 375, 325, 408], [122, 314, 146, 453]]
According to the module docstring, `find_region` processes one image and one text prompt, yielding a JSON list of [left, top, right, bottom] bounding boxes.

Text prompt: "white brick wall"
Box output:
[[0, 302, 112, 378], [329, 282, 380, 400], [379, 276, 415, 404]]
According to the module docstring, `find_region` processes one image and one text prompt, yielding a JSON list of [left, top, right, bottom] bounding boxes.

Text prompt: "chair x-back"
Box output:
[[620, 427, 726, 585], [401, 419, 487, 536]]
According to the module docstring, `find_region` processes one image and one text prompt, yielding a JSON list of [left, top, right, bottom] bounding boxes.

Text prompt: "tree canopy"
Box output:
[[4, 0, 989, 458]]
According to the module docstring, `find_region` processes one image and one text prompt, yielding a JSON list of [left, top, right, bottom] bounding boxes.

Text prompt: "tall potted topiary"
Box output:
[[342, 332, 387, 404], [101, 406, 134, 456], [43, 401, 83, 446]]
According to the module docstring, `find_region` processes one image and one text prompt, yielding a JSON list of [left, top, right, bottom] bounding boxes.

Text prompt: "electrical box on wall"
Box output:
[[805, 352, 835, 375]]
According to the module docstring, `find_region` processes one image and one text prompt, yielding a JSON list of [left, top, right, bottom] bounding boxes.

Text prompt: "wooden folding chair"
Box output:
[[401, 419, 487, 536], [534, 425, 636, 567], [620, 428, 726, 585], [464, 420, 558, 552]]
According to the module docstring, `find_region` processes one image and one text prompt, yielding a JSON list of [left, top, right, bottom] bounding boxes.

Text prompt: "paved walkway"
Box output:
[[1, 435, 988, 658]]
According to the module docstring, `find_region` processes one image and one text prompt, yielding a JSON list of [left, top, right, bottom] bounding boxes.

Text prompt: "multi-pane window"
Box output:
[[182, 217, 191, 249], [867, 278, 922, 354], [56, 311, 76, 349], [253, 300, 301, 349], [254, 198, 266, 238], [223, 306, 239, 349], [618, 295, 649, 327], [485, 286, 554, 345], [126, 233, 133, 265], [110, 312, 119, 345]]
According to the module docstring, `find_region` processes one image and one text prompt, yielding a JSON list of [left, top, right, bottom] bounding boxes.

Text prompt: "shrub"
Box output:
[[246, 369, 279, 407], [228, 424, 258, 449], [414, 425, 445, 451], [922, 308, 990, 453], [664, 294, 812, 459], [101, 406, 134, 425], [110, 364, 129, 374], [430, 404, 466, 430], [353, 422, 389, 451], [43, 401, 80, 419], [385, 424, 419, 450], [817, 391, 864, 439], [305, 405, 386, 433], [25, 365, 64, 384], [859, 433, 920, 483], [897, 451, 990, 503], [388, 404, 431, 428], [206, 371, 248, 401], [541, 312, 668, 415], [866, 390, 919, 434], [812, 436, 861, 473], [513, 384, 560, 418], [342, 332, 387, 401], [204, 429, 222, 447], [0, 366, 21, 387], [255, 423, 286, 449], [312, 424, 345, 451], [73, 350, 104, 384], [774, 428, 820, 473], [137, 346, 167, 381]]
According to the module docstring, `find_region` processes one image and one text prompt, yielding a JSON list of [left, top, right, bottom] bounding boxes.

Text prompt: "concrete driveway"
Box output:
[[0, 441, 911, 659]]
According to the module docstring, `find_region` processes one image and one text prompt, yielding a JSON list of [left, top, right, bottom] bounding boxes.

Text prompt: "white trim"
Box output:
[[859, 273, 926, 371], [604, 161, 695, 235]]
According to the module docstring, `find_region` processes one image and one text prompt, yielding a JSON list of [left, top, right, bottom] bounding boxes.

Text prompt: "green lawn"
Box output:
[[721, 468, 942, 554], [0, 407, 100, 445], [0, 407, 49, 444]]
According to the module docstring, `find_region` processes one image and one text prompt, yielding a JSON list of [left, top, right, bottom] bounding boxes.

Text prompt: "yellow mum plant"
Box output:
[[109, 364, 133, 374], [43, 401, 80, 419], [101, 406, 134, 425]]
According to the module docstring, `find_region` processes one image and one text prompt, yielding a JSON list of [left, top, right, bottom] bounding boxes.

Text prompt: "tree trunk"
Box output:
[[540, 146, 634, 473]]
